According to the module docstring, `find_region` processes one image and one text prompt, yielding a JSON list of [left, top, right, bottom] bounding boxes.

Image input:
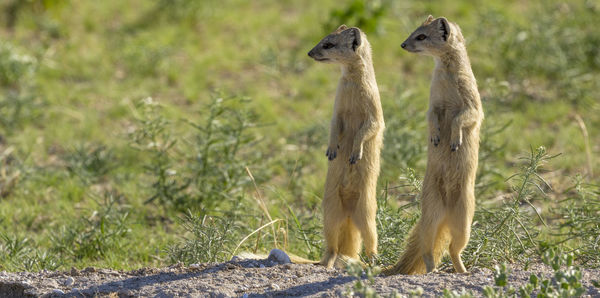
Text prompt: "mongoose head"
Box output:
[[307, 25, 366, 64], [401, 15, 464, 56]]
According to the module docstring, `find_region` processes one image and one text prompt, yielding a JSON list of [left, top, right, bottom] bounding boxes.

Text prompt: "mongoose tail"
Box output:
[[289, 254, 320, 265]]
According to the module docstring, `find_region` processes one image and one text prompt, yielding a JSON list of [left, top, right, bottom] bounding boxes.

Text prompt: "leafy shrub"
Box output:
[[130, 94, 259, 212], [551, 177, 600, 267], [167, 212, 238, 264], [325, 0, 390, 34], [50, 192, 130, 261], [466, 147, 557, 267]]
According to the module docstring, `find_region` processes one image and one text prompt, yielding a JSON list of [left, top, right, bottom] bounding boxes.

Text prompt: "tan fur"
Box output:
[[308, 25, 385, 268], [387, 16, 483, 275]]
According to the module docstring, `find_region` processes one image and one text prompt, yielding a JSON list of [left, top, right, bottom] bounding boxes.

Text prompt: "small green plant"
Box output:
[[0, 146, 21, 198], [50, 192, 130, 261], [442, 289, 474, 298], [0, 233, 60, 271], [0, 42, 43, 130], [325, 0, 390, 34], [65, 143, 116, 184], [129, 97, 188, 209], [167, 212, 238, 264], [483, 250, 586, 297], [0, 233, 31, 266], [551, 176, 600, 267], [375, 178, 419, 266], [345, 261, 381, 298]]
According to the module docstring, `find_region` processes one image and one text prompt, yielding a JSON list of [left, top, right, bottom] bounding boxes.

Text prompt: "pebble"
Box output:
[[119, 289, 133, 296], [259, 264, 265, 269], [52, 289, 65, 295], [242, 294, 248, 298], [270, 283, 280, 290], [64, 277, 75, 287], [83, 267, 96, 273], [267, 249, 291, 265], [189, 263, 201, 269], [70, 267, 80, 276]]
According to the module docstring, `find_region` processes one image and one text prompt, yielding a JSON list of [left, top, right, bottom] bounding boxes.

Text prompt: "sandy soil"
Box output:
[[1, 254, 599, 297]]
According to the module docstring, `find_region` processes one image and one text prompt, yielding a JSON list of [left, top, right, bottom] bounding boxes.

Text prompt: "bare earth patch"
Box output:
[[1, 258, 599, 297]]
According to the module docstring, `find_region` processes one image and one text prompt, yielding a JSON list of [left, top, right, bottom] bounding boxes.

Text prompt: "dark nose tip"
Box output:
[[308, 50, 313, 57], [401, 43, 406, 49]]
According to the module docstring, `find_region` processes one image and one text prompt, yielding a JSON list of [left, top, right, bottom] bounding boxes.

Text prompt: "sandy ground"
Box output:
[[1, 254, 599, 297]]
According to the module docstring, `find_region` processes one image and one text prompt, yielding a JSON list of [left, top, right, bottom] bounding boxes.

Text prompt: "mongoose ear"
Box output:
[[335, 24, 348, 33], [350, 27, 361, 51], [423, 15, 435, 25], [436, 17, 450, 41]]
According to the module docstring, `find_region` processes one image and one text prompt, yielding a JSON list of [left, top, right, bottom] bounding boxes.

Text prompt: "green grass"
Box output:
[[0, 0, 599, 272]]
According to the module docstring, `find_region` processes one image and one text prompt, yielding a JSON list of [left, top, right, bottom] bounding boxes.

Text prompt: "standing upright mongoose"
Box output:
[[386, 16, 484, 274], [308, 25, 385, 268]]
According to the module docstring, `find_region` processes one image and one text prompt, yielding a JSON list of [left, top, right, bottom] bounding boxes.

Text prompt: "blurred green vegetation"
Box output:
[[0, 0, 598, 271]]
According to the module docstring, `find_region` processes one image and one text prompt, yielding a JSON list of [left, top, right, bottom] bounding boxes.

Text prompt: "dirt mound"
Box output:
[[1, 258, 599, 297]]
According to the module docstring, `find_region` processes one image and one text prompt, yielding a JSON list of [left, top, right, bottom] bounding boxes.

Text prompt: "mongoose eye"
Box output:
[[416, 34, 427, 41], [322, 42, 335, 49]]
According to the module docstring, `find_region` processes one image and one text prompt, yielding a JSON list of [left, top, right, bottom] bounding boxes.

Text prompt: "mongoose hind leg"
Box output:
[[321, 190, 344, 268], [419, 196, 446, 273], [337, 218, 361, 260], [448, 206, 473, 273], [351, 196, 377, 264]]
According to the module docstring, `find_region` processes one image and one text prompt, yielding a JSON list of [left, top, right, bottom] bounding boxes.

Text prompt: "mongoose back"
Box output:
[[308, 25, 385, 268], [386, 16, 483, 274]]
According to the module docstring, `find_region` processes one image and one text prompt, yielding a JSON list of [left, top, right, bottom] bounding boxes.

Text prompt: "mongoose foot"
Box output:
[[326, 145, 338, 160]]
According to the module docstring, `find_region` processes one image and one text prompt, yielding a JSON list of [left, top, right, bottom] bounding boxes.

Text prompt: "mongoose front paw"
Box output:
[[430, 134, 440, 146], [349, 150, 362, 164], [450, 139, 462, 151], [326, 146, 338, 160]]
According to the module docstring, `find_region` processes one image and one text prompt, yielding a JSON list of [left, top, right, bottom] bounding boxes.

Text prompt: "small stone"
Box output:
[[230, 256, 240, 262], [70, 267, 80, 276], [267, 249, 291, 265], [52, 289, 65, 295], [270, 283, 280, 290], [119, 289, 133, 296], [283, 264, 292, 270], [259, 264, 265, 269], [242, 294, 248, 298], [189, 263, 201, 269], [84, 267, 96, 273], [64, 277, 75, 287]]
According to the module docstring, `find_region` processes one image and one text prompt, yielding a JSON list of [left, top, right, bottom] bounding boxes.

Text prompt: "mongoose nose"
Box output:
[[401, 43, 406, 49], [308, 50, 314, 58]]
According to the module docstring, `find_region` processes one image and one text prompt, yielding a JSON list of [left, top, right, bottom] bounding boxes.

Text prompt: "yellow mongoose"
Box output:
[[386, 16, 484, 274], [308, 25, 385, 268]]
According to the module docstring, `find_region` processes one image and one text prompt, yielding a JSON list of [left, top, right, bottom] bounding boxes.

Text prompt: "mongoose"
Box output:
[[308, 25, 385, 268], [386, 16, 483, 274]]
